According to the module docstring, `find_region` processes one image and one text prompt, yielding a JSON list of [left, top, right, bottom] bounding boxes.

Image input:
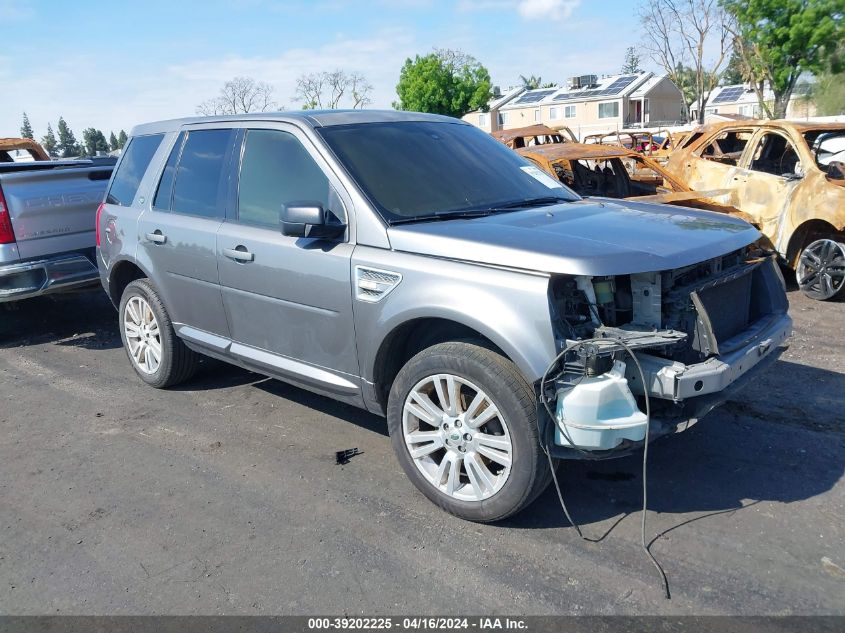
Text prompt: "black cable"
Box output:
[[540, 337, 671, 599]]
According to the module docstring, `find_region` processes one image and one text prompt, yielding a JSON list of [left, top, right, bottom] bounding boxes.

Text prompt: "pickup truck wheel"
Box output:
[[119, 279, 198, 388], [796, 238, 845, 300], [387, 342, 550, 522]]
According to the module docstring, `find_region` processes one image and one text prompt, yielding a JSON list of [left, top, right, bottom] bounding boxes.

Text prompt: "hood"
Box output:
[[386, 199, 760, 276]]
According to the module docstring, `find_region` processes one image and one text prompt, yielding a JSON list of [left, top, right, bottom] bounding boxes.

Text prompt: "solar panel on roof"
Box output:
[[602, 75, 637, 95], [513, 89, 556, 104], [712, 86, 745, 103]]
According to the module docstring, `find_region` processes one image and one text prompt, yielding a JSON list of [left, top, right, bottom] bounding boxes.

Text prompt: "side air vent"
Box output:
[[355, 266, 402, 303]]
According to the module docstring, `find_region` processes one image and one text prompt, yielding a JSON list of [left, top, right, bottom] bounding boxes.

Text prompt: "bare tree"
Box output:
[[350, 73, 374, 109], [637, 0, 733, 123], [294, 70, 373, 109], [197, 77, 278, 115]]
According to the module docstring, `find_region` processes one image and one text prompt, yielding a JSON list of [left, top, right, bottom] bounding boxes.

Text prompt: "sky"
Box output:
[[1, 0, 655, 140]]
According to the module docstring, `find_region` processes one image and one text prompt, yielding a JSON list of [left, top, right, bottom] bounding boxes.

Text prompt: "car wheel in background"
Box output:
[[796, 238, 845, 301]]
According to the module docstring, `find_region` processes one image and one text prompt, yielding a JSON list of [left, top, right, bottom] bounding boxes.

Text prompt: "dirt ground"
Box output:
[[0, 282, 842, 615]]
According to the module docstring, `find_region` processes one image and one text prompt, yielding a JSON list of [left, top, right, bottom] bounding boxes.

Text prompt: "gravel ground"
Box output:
[[0, 282, 842, 615]]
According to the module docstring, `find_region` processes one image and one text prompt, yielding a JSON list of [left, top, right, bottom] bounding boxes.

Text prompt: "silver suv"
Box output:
[[97, 111, 791, 522]]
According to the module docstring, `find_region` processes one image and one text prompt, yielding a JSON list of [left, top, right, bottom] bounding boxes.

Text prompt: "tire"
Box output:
[[118, 278, 198, 388], [387, 341, 551, 522], [795, 238, 845, 301]]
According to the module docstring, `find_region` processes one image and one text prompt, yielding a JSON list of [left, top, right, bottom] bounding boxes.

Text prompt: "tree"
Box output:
[[294, 69, 373, 109], [721, 48, 745, 85], [638, 0, 734, 123], [41, 123, 58, 158], [56, 117, 80, 158], [117, 130, 128, 149], [196, 76, 277, 115], [395, 48, 492, 118], [20, 112, 34, 139], [815, 71, 845, 115], [723, 0, 845, 119], [109, 131, 119, 152], [519, 74, 543, 90], [622, 47, 642, 74], [82, 128, 110, 156]]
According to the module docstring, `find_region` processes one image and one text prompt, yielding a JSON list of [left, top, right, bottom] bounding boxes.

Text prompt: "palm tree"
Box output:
[[519, 74, 543, 90]]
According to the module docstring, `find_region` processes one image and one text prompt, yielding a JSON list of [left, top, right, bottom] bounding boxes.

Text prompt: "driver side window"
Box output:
[[748, 133, 801, 177], [237, 129, 343, 228]]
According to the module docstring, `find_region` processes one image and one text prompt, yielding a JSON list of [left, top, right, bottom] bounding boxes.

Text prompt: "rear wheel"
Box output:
[[796, 238, 845, 300], [387, 341, 550, 522], [119, 278, 198, 388]]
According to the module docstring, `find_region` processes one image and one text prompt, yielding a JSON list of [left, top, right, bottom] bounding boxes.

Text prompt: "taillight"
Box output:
[[95, 202, 105, 247], [0, 185, 15, 245]]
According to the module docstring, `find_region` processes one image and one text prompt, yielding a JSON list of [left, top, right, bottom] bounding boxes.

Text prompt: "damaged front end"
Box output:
[[541, 247, 792, 459]]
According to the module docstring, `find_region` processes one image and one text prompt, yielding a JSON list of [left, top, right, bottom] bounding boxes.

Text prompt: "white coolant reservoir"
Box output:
[[555, 360, 648, 450]]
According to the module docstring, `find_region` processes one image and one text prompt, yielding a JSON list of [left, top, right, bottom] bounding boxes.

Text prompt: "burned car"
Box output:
[[517, 141, 745, 218], [491, 124, 575, 149], [664, 120, 845, 300]]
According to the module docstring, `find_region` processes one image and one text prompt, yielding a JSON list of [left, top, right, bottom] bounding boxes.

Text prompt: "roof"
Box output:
[[0, 137, 49, 160], [491, 124, 562, 142], [687, 119, 845, 135], [131, 109, 464, 136], [696, 82, 816, 108], [501, 72, 657, 110], [517, 142, 638, 162]]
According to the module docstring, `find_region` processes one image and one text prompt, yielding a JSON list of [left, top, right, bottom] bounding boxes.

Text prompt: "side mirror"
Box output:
[[280, 202, 345, 239], [827, 161, 845, 181]]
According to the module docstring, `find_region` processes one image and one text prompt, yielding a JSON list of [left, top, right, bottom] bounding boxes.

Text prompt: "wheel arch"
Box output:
[[107, 258, 151, 308], [784, 219, 844, 268], [370, 315, 543, 415]]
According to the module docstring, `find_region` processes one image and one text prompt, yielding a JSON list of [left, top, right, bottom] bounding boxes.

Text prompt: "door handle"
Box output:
[[145, 230, 167, 244], [223, 246, 254, 262]]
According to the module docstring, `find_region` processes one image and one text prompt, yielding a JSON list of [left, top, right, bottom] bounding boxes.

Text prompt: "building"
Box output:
[[690, 83, 816, 121], [466, 85, 526, 133], [462, 72, 686, 139]]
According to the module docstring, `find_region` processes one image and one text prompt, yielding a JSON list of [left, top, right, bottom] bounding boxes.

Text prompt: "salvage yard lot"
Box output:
[[0, 285, 843, 615]]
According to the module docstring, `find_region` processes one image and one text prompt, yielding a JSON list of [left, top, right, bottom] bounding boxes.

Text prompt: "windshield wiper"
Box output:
[[487, 196, 572, 210], [389, 209, 511, 225], [389, 197, 572, 226]]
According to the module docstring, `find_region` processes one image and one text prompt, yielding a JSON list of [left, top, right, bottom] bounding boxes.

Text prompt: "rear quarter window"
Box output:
[[106, 134, 164, 206]]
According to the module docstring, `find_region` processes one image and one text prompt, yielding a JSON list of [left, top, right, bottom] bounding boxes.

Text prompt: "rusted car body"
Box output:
[[492, 124, 575, 149], [664, 120, 845, 299], [1, 138, 51, 162], [517, 141, 743, 217], [582, 129, 687, 163]]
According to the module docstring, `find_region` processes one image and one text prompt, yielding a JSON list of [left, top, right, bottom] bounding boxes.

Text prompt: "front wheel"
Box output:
[[387, 342, 550, 522], [796, 238, 845, 300]]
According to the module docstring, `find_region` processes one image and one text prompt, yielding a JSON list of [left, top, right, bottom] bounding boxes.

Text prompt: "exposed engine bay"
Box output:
[[542, 248, 791, 458]]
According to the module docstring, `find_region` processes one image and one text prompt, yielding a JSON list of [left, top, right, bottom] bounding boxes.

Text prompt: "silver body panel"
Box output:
[[0, 159, 113, 301], [98, 111, 788, 429]]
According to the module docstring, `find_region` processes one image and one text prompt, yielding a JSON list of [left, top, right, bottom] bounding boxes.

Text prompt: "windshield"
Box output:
[[318, 120, 579, 223]]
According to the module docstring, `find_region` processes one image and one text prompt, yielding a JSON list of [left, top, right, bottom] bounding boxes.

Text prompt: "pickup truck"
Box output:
[[0, 156, 115, 303], [97, 111, 791, 522]]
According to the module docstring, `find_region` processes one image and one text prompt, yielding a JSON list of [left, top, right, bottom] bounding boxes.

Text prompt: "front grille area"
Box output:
[[690, 257, 787, 357]]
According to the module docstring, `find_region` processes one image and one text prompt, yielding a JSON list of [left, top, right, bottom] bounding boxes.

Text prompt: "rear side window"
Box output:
[[153, 132, 185, 210], [170, 129, 234, 218], [237, 129, 332, 228], [106, 134, 164, 206]]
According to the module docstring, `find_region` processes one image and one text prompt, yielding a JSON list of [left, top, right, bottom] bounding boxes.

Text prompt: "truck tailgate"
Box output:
[[1, 163, 112, 261]]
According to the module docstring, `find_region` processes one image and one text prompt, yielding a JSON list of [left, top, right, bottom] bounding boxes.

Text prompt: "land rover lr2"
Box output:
[[97, 111, 790, 522]]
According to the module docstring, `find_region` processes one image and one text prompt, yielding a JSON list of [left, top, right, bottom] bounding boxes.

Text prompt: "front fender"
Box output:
[[352, 247, 557, 385]]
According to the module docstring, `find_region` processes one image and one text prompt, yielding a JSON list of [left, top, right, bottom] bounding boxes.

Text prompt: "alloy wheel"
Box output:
[[796, 238, 845, 300], [402, 373, 512, 502], [123, 295, 162, 374]]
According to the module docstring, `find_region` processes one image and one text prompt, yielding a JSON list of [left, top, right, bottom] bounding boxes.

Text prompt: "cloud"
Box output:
[[0, 0, 34, 21], [517, 0, 580, 21], [0, 28, 420, 137]]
